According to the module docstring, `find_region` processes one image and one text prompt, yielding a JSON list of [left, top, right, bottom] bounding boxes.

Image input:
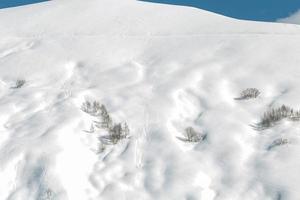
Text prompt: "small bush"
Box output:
[[82, 100, 130, 145], [99, 122, 130, 145], [11, 79, 25, 89], [98, 105, 113, 128], [235, 88, 260, 100], [107, 123, 130, 144], [81, 100, 101, 115], [253, 105, 300, 130], [177, 127, 206, 143]]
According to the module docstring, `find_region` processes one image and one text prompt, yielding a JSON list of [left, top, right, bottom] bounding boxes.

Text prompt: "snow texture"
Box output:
[[0, 0, 300, 199]]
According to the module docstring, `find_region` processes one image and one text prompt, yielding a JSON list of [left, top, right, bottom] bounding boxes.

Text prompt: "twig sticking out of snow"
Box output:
[[234, 88, 260, 100]]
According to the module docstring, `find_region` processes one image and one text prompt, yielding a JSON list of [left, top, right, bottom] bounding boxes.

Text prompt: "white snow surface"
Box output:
[[1, 0, 300, 199]]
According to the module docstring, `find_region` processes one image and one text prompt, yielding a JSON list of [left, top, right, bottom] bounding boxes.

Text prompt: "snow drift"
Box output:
[[0, 0, 300, 199]]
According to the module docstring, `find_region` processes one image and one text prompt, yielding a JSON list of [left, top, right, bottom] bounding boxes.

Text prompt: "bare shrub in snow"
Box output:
[[81, 100, 101, 115], [82, 101, 113, 127], [234, 88, 260, 100], [11, 79, 25, 89], [267, 138, 289, 150], [107, 123, 130, 144], [98, 104, 113, 128], [177, 127, 206, 143], [253, 105, 300, 130], [99, 122, 130, 145], [82, 100, 130, 145]]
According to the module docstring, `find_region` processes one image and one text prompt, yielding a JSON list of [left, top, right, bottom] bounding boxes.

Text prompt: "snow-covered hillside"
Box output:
[[1, 0, 300, 199]]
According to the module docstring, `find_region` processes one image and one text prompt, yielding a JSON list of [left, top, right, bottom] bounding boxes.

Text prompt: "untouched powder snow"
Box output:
[[1, 0, 300, 199]]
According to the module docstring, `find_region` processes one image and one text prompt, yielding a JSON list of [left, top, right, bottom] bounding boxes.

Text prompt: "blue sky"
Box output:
[[0, 0, 299, 22], [141, 0, 300, 22], [0, 0, 48, 9]]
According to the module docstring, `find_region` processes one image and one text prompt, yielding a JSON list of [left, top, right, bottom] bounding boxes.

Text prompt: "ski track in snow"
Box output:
[[0, 40, 36, 59]]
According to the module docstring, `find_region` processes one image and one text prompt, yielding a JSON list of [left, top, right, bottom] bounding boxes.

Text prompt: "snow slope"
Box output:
[[0, 0, 300, 199]]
